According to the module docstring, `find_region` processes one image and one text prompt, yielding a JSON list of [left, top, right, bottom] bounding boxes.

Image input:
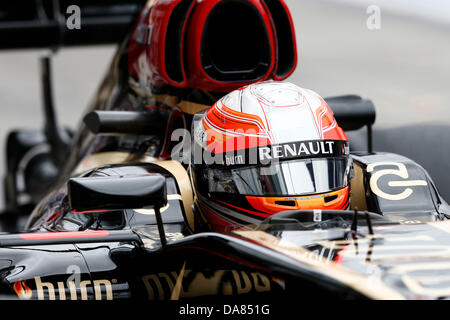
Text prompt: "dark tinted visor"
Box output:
[[204, 157, 349, 196]]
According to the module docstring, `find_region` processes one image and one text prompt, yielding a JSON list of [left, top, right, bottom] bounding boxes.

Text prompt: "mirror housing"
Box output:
[[324, 95, 376, 152], [68, 174, 167, 212], [324, 95, 376, 131]]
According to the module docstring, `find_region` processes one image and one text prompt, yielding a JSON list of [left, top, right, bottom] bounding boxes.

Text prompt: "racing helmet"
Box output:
[[190, 81, 352, 228]]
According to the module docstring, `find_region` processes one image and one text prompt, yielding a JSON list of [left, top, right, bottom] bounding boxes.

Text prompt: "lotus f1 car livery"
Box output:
[[0, 0, 449, 301]]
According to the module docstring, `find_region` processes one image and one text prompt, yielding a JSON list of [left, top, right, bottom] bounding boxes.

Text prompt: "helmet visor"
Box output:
[[205, 157, 350, 196]]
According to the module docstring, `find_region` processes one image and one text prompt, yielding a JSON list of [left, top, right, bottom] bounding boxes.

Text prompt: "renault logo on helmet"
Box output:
[[258, 140, 343, 162]]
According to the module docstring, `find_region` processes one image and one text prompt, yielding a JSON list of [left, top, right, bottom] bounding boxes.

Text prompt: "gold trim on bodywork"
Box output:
[[178, 100, 209, 115], [152, 160, 195, 231], [129, 78, 210, 115], [350, 163, 368, 210], [153, 94, 179, 108], [73, 152, 156, 176], [234, 230, 405, 300], [170, 260, 187, 300], [73, 152, 194, 230]]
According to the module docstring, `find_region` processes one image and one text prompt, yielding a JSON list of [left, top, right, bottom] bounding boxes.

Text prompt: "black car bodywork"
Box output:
[[1, 151, 448, 300], [0, 0, 449, 301]]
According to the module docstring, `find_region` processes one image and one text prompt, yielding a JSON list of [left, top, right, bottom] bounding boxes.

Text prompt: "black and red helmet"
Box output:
[[190, 81, 352, 231]]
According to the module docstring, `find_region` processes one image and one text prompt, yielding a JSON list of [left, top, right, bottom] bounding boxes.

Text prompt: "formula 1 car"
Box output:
[[0, 0, 449, 301]]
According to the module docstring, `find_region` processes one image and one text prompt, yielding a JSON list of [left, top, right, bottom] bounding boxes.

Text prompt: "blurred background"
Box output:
[[0, 0, 449, 206]]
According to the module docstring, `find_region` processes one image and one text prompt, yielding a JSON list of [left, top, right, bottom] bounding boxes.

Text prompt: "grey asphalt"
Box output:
[[0, 0, 449, 208]]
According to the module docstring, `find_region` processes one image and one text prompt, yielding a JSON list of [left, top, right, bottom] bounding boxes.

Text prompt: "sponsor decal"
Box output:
[[13, 281, 32, 299], [225, 154, 244, 166], [258, 140, 337, 161], [142, 269, 273, 300], [14, 277, 115, 300], [220, 140, 349, 167], [366, 162, 428, 201]]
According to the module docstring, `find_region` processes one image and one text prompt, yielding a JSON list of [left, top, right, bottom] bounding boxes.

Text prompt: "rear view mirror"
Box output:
[[325, 95, 376, 132], [324, 95, 376, 152], [68, 174, 167, 212]]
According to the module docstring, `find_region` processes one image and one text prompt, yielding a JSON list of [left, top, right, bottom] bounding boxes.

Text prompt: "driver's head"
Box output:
[[190, 81, 352, 229]]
